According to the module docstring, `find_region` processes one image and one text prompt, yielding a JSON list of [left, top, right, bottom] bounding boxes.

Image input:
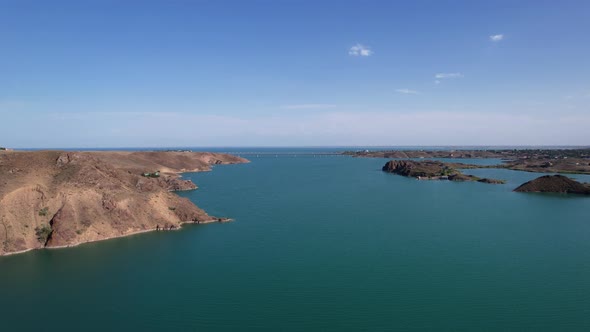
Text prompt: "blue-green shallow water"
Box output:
[[1, 155, 590, 331]]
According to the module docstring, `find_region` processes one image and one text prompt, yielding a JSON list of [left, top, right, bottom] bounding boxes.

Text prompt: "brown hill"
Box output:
[[0, 151, 248, 255], [514, 175, 590, 195]]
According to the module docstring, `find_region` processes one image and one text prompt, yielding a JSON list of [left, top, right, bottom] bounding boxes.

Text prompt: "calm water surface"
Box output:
[[1, 154, 590, 331]]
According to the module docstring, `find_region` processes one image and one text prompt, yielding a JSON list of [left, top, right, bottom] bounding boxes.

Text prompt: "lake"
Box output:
[[1, 152, 589, 331]]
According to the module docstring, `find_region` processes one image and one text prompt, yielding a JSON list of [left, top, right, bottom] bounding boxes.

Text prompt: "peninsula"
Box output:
[[382, 160, 505, 183], [0, 150, 248, 255]]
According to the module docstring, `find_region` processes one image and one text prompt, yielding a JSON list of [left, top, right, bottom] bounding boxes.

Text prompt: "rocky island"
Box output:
[[514, 175, 590, 195], [0, 150, 248, 255], [382, 160, 505, 183]]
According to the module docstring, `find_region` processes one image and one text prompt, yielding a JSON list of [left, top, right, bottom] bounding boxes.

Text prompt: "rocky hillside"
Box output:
[[514, 175, 590, 195], [382, 160, 505, 183], [0, 151, 248, 255]]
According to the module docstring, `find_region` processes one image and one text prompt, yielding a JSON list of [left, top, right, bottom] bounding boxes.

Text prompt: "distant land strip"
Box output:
[[345, 148, 590, 175]]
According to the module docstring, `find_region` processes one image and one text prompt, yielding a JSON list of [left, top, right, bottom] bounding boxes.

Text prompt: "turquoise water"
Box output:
[[1, 154, 590, 331]]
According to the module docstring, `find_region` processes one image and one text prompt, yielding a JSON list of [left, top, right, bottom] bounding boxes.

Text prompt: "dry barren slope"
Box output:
[[0, 151, 248, 255], [92, 151, 245, 173]]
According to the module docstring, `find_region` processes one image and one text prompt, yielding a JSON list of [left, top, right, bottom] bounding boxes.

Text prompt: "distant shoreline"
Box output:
[[345, 148, 590, 175]]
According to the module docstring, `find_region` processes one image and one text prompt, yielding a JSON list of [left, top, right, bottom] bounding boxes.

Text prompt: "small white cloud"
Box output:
[[395, 89, 419, 95], [434, 80, 441, 85], [435, 73, 463, 79], [490, 34, 504, 42], [348, 44, 373, 57], [281, 104, 337, 110]]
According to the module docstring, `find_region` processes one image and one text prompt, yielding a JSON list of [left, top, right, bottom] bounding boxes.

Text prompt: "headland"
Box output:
[[0, 150, 248, 255]]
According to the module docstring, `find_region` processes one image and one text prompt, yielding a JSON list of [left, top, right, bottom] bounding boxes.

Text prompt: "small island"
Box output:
[[514, 175, 590, 195], [382, 160, 505, 184]]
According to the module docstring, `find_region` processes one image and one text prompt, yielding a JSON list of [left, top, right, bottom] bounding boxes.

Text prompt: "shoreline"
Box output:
[[1, 218, 233, 257]]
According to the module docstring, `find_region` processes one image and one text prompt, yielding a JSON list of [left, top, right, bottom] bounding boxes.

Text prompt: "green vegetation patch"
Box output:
[[35, 224, 52, 243], [142, 171, 161, 178], [38, 207, 49, 216]]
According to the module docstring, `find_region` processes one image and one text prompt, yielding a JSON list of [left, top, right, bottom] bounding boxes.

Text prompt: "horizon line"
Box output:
[[9, 144, 590, 151]]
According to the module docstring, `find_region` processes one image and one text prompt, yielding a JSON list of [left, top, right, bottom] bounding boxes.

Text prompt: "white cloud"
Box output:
[[490, 34, 504, 42], [395, 89, 419, 95], [435, 73, 463, 79], [281, 104, 337, 110], [348, 44, 373, 57], [434, 80, 441, 85]]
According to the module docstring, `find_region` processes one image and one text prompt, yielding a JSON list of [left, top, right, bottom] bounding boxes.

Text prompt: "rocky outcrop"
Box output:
[[159, 177, 198, 191], [0, 151, 248, 255], [382, 160, 454, 178], [514, 175, 590, 195], [135, 176, 197, 192], [382, 160, 504, 184]]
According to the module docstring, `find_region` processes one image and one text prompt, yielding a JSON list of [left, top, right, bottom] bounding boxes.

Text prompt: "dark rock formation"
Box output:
[[514, 175, 590, 195], [382, 160, 505, 184], [382, 160, 454, 178]]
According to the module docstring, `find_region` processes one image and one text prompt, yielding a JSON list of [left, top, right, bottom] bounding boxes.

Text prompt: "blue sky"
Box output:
[[1, 0, 589, 148]]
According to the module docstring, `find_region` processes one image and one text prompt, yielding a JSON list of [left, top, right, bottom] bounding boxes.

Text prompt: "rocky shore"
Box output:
[[0, 150, 248, 255]]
